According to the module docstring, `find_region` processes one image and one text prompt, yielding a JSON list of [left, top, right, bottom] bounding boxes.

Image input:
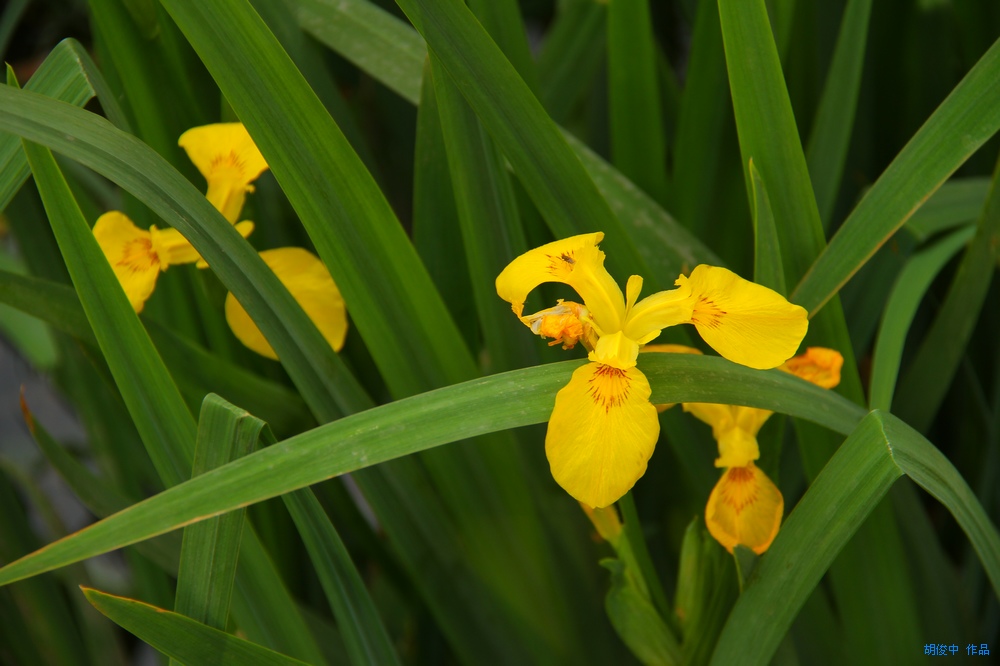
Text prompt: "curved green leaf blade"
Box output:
[[83, 588, 310, 666], [0, 354, 867, 587]]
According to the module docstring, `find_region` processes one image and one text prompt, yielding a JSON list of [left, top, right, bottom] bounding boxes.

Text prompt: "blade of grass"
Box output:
[[868, 226, 975, 411], [0, 353, 869, 586], [672, 0, 729, 237], [895, 151, 1000, 432], [429, 57, 534, 373], [792, 35, 1000, 316], [1, 41, 100, 211], [295, 0, 426, 105], [750, 159, 785, 294], [536, 0, 606, 123], [805, 0, 873, 226], [466, 0, 535, 91], [174, 396, 258, 636], [903, 177, 989, 242], [606, 0, 669, 205], [84, 588, 311, 666]]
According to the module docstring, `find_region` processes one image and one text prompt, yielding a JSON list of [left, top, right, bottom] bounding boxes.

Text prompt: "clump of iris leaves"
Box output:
[[0, 1, 998, 665]]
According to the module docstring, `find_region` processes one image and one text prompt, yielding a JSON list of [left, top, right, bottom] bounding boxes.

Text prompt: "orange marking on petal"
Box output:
[[587, 365, 631, 412], [117, 237, 160, 274]]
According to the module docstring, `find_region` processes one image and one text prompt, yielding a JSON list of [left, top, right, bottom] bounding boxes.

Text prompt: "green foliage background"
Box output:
[[0, 0, 998, 664]]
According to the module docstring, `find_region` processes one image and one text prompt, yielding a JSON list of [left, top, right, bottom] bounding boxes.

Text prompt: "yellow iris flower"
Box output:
[[496, 232, 808, 508], [225, 247, 348, 360], [94, 123, 267, 312], [93, 211, 253, 312], [680, 347, 843, 554]]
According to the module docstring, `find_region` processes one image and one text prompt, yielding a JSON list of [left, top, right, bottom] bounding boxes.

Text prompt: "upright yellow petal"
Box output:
[[780, 347, 843, 389], [705, 463, 783, 554], [546, 363, 659, 508], [621, 280, 694, 344], [496, 232, 625, 332], [178, 123, 269, 223], [589, 330, 640, 369], [682, 402, 769, 466], [678, 265, 808, 369], [713, 427, 760, 468], [93, 211, 162, 313], [225, 248, 347, 360]]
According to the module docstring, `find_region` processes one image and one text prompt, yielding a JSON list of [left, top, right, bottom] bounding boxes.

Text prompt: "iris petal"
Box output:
[[705, 463, 784, 554], [178, 123, 269, 223], [546, 363, 659, 508], [495, 232, 625, 332], [225, 248, 347, 360]]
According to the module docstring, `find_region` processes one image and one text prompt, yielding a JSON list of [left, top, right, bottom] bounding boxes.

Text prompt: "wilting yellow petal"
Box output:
[[780, 347, 843, 389], [93, 211, 162, 313], [546, 363, 659, 508], [580, 503, 623, 546], [225, 248, 347, 360], [678, 265, 808, 369], [705, 463, 783, 554], [178, 123, 269, 223], [496, 232, 625, 332]]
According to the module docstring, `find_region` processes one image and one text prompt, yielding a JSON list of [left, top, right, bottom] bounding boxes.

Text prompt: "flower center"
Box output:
[[691, 295, 728, 330], [587, 365, 631, 413], [117, 238, 159, 274], [209, 150, 248, 183], [718, 466, 758, 515]]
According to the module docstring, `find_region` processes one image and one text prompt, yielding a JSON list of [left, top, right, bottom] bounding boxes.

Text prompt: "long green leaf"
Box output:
[[174, 396, 258, 633], [903, 177, 989, 242], [868, 226, 974, 411], [1, 41, 96, 211], [84, 588, 310, 666], [606, 0, 669, 205], [793, 35, 1000, 315], [0, 354, 867, 587], [895, 151, 1000, 431], [805, 0, 873, 225]]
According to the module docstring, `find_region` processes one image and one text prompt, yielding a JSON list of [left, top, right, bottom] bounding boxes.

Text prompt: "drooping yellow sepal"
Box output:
[[705, 462, 784, 555], [495, 232, 625, 332], [225, 247, 347, 360], [546, 363, 659, 508], [178, 123, 269, 223]]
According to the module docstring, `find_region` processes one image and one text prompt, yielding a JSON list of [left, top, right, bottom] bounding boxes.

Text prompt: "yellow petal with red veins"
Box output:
[[93, 211, 162, 313], [495, 232, 625, 332], [679, 265, 808, 369], [705, 463, 784, 554], [546, 363, 659, 508], [178, 123, 269, 223], [780, 347, 843, 389], [225, 248, 347, 360]]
